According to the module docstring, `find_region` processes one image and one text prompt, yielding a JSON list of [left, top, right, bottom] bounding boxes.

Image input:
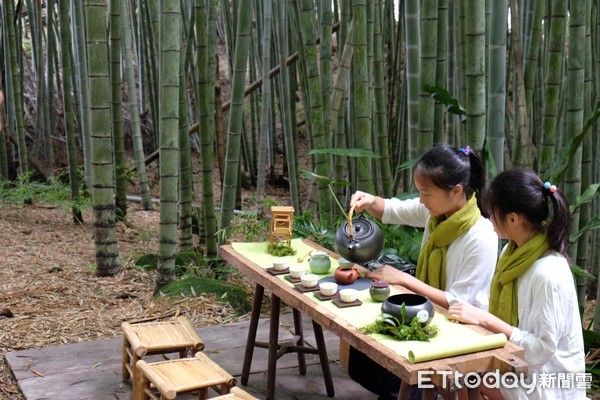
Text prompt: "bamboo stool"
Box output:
[[269, 206, 294, 246], [211, 387, 260, 400], [121, 317, 205, 392], [136, 351, 237, 400]]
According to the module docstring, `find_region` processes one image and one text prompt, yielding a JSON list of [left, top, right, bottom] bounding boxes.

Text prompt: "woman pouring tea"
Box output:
[[347, 144, 499, 400]]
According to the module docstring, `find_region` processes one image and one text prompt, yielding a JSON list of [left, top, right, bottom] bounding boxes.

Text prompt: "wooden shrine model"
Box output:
[[269, 206, 294, 246]]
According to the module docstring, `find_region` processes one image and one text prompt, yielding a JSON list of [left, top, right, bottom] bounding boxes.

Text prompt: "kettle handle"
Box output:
[[348, 204, 356, 238]]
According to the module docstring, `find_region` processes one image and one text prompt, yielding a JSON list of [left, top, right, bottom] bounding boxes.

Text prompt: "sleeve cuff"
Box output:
[[446, 291, 459, 306], [380, 198, 393, 224], [509, 326, 524, 343]]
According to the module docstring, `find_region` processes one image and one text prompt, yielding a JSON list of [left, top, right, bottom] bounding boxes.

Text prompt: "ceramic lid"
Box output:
[[371, 281, 389, 288]]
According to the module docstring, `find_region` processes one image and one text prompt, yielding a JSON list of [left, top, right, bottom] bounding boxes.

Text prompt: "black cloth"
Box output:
[[348, 346, 422, 400]]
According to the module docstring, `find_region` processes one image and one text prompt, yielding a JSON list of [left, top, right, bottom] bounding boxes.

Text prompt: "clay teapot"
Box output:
[[334, 266, 360, 285], [335, 205, 384, 263]]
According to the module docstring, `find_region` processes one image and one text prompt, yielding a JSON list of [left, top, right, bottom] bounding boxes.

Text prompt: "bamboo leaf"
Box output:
[[308, 148, 380, 159], [483, 141, 498, 177], [423, 83, 467, 122], [570, 213, 600, 243], [299, 169, 351, 186], [543, 102, 600, 183], [396, 158, 419, 172], [569, 183, 600, 213]]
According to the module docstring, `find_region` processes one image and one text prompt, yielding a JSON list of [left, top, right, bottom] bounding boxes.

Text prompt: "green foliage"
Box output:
[[360, 308, 439, 341], [216, 198, 272, 242], [299, 169, 350, 217], [570, 184, 600, 214], [134, 250, 249, 313], [266, 243, 297, 256], [543, 102, 600, 183], [381, 223, 423, 264], [134, 253, 159, 270], [159, 276, 251, 314], [571, 214, 600, 243], [308, 148, 381, 159], [583, 322, 600, 394], [378, 193, 424, 263], [0, 171, 91, 213], [292, 210, 338, 251], [134, 251, 213, 276], [423, 83, 467, 122]]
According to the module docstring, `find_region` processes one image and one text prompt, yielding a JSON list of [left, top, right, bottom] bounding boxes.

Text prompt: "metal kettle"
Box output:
[[335, 205, 384, 263]]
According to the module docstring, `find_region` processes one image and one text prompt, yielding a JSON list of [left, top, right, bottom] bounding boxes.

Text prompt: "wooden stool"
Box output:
[[136, 351, 236, 400], [121, 317, 205, 391], [211, 387, 260, 400], [269, 206, 294, 246]]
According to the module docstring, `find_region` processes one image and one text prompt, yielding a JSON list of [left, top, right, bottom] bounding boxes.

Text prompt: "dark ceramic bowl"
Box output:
[[381, 293, 434, 326]]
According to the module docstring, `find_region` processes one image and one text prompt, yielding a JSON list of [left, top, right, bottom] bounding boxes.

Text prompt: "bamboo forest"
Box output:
[[1, 0, 600, 396]]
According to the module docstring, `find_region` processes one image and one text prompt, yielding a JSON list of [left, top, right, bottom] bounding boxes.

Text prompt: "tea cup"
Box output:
[[288, 264, 306, 279], [339, 288, 358, 303], [319, 282, 338, 296], [272, 257, 288, 271], [300, 273, 319, 288]]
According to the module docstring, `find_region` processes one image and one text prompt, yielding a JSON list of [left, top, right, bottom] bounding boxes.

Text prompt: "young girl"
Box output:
[[352, 144, 498, 310], [448, 169, 586, 400], [348, 144, 499, 400]]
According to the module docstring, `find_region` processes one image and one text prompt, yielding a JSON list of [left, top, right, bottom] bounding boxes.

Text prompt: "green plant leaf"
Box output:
[[308, 148, 381, 159], [396, 158, 419, 173], [570, 213, 600, 243], [423, 83, 467, 122], [359, 312, 439, 341], [569, 183, 600, 213], [299, 169, 335, 185], [544, 102, 600, 183]]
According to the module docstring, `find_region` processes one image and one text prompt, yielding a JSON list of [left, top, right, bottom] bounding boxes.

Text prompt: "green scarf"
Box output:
[[415, 194, 481, 290], [489, 232, 549, 326]]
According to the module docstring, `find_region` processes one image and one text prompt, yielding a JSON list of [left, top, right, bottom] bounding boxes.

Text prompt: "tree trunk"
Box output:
[[85, 0, 120, 276]]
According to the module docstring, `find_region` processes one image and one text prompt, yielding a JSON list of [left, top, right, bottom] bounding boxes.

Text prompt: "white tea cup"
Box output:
[[319, 282, 338, 296], [339, 288, 358, 303], [272, 257, 288, 271], [288, 264, 306, 279], [300, 273, 319, 288]]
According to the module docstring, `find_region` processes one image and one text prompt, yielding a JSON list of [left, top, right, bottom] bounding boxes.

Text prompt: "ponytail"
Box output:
[[465, 149, 486, 216], [544, 185, 571, 256], [482, 169, 571, 257]]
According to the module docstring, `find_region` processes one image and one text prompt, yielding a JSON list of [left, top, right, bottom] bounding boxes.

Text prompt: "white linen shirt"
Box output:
[[381, 197, 498, 310], [501, 252, 587, 400]]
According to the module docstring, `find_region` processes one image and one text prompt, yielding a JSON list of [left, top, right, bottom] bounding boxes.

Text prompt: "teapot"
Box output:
[[334, 266, 360, 284], [335, 205, 383, 263], [308, 251, 331, 274]]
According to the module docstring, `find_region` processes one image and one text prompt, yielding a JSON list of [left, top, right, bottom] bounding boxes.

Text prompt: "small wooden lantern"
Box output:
[[269, 206, 294, 246]]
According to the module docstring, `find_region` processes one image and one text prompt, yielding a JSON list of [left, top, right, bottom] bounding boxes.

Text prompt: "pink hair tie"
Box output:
[[544, 181, 557, 193], [459, 145, 471, 156]]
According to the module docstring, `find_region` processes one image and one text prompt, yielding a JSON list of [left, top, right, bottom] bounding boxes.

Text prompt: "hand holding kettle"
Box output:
[[350, 191, 386, 220], [335, 195, 384, 264]]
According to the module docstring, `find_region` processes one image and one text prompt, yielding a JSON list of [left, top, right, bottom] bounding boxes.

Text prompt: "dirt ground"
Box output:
[[0, 202, 256, 400]]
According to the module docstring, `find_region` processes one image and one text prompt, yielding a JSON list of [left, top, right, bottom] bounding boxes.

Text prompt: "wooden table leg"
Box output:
[[266, 294, 281, 400], [312, 321, 335, 397], [292, 308, 307, 375], [467, 386, 482, 400], [421, 387, 438, 400], [241, 284, 264, 385], [397, 381, 413, 400]]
